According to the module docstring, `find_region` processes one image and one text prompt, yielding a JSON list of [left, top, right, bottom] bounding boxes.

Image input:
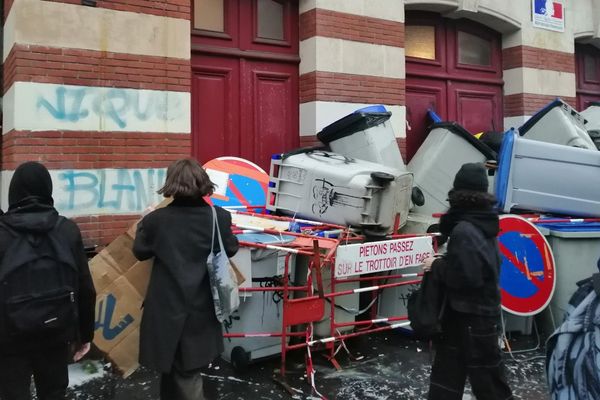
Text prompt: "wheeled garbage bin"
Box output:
[[495, 130, 600, 217], [535, 222, 600, 333], [518, 99, 596, 149], [377, 264, 422, 330], [581, 102, 600, 150], [222, 233, 296, 369], [317, 105, 406, 171], [406, 122, 497, 231], [268, 150, 413, 233]]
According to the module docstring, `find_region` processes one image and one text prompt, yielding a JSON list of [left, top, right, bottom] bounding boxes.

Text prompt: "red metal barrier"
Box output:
[[226, 213, 436, 398]]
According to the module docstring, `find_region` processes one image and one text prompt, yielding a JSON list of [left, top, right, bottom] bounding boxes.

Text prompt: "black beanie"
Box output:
[[8, 161, 54, 207], [453, 163, 488, 192]]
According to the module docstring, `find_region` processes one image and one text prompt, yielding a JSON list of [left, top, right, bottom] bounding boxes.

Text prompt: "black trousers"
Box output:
[[428, 310, 513, 400], [160, 367, 205, 400], [0, 345, 69, 400]]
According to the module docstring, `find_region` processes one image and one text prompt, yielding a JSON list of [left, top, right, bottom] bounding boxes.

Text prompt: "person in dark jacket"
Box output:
[[423, 163, 513, 400], [133, 158, 239, 400], [0, 161, 96, 400]]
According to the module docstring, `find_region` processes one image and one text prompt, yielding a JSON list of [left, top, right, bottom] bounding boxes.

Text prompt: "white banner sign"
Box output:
[[335, 236, 433, 278]]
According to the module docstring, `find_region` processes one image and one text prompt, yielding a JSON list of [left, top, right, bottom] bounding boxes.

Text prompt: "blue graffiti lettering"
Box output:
[[36, 86, 184, 129], [93, 88, 128, 129], [58, 171, 99, 211], [131, 91, 153, 121], [57, 168, 166, 213], [95, 294, 134, 341], [37, 86, 89, 122]]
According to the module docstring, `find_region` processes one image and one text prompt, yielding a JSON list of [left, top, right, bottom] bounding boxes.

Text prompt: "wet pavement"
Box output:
[[66, 330, 549, 400]]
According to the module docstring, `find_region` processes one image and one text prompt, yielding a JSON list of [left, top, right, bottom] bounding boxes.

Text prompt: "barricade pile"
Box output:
[[224, 209, 436, 397]]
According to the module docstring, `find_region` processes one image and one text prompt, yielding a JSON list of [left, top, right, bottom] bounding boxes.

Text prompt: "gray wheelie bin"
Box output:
[[518, 99, 596, 149], [495, 130, 600, 217]]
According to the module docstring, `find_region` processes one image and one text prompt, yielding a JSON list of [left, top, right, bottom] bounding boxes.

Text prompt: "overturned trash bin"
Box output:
[[534, 222, 600, 333], [581, 102, 600, 150], [495, 129, 600, 217], [222, 233, 296, 369], [407, 122, 497, 222], [518, 99, 596, 149], [317, 105, 406, 171], [267, 151, 413, 234]]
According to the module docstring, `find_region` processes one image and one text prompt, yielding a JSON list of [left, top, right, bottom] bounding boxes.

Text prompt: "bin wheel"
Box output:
[[371, 172, 395, 184], [231, 346, 250, 372], [411, 187, 425, 207]]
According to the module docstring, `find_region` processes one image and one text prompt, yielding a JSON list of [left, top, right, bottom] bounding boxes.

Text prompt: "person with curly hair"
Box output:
[[423, 162, 513, 400]]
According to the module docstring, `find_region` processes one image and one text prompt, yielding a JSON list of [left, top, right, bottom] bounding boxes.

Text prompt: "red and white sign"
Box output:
[[498, 215, 556, 316], [334, 236, 433, 278]]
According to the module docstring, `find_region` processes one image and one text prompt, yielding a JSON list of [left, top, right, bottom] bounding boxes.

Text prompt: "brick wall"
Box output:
[[503, 46, 575, 73], [3, 0, 192, 246], [299, 2, 406, 143], [44, 0, 190, 19], [504, 94, 577, 117], [299, 72, 405, 105], [300, 8, 404, 47], [502, 44, 576, 125], [4, 45, 190, 93]]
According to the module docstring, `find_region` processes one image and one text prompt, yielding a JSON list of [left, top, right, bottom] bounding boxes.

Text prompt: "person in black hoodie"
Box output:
[[423, 163, 513, 400], [0, 162, 96, 400]]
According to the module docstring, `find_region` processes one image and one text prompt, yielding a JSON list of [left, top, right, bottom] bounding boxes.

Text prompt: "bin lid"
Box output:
[[518, 99, 563, 136], [236, 233, 296, 244], [354, 105, 387, 113], [425, 122, 498, 160], [536, 222, 600, 238], [317, 110, 392, 144], [494, 129, 516, 212]]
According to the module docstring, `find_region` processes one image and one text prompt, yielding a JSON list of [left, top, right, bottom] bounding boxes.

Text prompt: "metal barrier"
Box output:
[[222, 210, 437, 399]]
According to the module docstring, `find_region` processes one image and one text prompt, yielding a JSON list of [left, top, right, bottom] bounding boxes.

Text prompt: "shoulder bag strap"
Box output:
[[211, 206, 227, 255], [210, 206, 217, 255]]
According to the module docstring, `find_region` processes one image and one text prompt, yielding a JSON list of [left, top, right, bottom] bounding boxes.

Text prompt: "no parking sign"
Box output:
[[498, 215, 556, 316], [203, 157, 269, 208]]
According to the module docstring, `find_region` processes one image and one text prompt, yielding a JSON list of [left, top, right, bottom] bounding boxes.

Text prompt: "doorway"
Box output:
[[405, 12, 503, 161], [191, 0, 299, 171], [575, 43, 600, 110]]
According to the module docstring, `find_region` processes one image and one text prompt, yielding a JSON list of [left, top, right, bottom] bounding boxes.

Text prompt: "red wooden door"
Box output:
[[191, 0, 299, 170], [575, 44, 600, 110], [405, 13, 503, 161], [241, 60, 298, 169], [192, 56, 240, 163], [448, 81, 503, 133], [406, 78, 446, 158]]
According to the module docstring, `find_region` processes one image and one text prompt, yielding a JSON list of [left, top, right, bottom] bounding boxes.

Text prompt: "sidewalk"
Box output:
[[66, 330, 548, 400]]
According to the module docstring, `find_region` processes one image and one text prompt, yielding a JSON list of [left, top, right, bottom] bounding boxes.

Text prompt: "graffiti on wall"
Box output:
[[52, 168, 166, 216], [37, 86, 184, 129], [8, 82, 191, 133]]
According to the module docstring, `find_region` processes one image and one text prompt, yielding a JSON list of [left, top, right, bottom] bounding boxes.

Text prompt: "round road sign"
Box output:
[[203, 157, 269, 209], [498, 214, 556, 316]]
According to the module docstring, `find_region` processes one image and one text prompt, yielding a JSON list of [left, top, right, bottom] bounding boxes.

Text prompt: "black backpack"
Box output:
[[407, 269, 446, 340], [0, 217, 79, 343]]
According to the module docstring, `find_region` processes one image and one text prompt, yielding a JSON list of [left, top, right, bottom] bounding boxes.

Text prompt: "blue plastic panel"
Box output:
[[354, 105, 387, 113], [494, 128, 516, 211]]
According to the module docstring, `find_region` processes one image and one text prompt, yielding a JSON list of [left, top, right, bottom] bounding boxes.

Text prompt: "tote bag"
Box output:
[[206, 206, 240, 322]]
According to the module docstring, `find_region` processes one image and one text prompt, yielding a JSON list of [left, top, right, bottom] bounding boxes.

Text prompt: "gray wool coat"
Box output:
[[133, 197, 239, 373]]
